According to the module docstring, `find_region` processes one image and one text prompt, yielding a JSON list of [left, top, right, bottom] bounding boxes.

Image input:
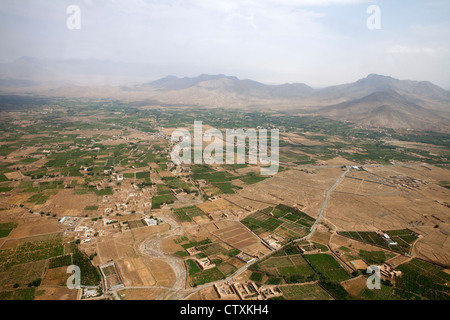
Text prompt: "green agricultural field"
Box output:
[[152, 194, 176, 209], [241, 211, 283, 235], [312, 242, 329, 252], [280, 283, 333, 300], [239, 172, 268, 185], [250, 272, 264, 283], [259, 253, 316, 282], [394, 259, 450, 300], [198, 243, 226, 256], [190, 266, 227, 287], [0, 260, 47, 289], [186, 260, 201, 276], [304, 254, 351, 282], [181, 239, 212, 250], [156, 184, 172, 194], [275, 204, 315, 229], [26, 193, 50, 205], [0, 222, 17, 238], [12, 288, 36, 300], [92, 187, 113, 196], [0, 236, 64, 271], [174, 251, 189, 257], [359, 250, 387, 265], [211, 182, 235, 194], [71, 245, 101, 286], [49, 254, 72, 269], [174, 206, 205, 222], [358, 282, 399, 300], [225, 249, 240, 257], [338, 229, 418, 255]]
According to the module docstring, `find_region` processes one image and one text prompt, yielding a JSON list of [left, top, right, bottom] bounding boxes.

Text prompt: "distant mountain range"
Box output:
[[318, 90, 448, 131], [145, 74, 315, 99], [0, 57, 449, 132]]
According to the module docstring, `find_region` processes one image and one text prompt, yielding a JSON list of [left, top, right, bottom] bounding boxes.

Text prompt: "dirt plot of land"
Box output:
[[323, 165, 450, 266], [118, 288, 168, 300], [209, 221, 271, 256], [4, 172, 23, 180], [94, 231, 136, 264], [42, 266, 68, 286], [161, 237, 184, 254], [233, 168, 343, 218], [185, 286, 221, 300], [341, 275, 368, 297], [310, 228, 332, 244], [50, 189, 98, 215], [196, 199, 238, 214], [336, 170, 399, 196], [6, 218, 62, 239], [4, 194, 33, 207], [411, 225, 450, 266], [325, 192, 407, 231], [132, 224, 170, 245], [351, 259, 369, 270], [116, 257, 156, 287], [34, 287, 79, 300], [116, 256, 176, 288], [323, 156, 360, 166], [327, 187, 449, 231]]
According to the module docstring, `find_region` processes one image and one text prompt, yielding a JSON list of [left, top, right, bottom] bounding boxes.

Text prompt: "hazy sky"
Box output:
[[0, 0, 449, 88]]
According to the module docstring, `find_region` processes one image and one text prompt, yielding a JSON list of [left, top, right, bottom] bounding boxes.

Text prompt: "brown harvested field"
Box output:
[[95, 231, 136, 264], [335, 170, 400, 196], [209, 221, 271, 256], [324, 192, 405, 231], [185, 286, 221, 300], [161, 237, 184, 254], [323, 156, 360, 166], [132, 224, 170, 245], [7, 218, 62, 239], [0, 232, 62, 250], [159, 170, 174, 178], [117, 255, 176, 288], [5, 194, 32, 206], [211, 221, 259, 248], [341, 276, 367, 297], [144, 258, 176, 287], [234, 168, 344, 218], [50, 189, 98, 216], [310, 229, 332, 245], [196, 198, 237, 214], [34, 287, 79, 300], [410, 225, 450, 266], [321, 165, 450, 266], [385, 254, 412, 267], [117, 288, 168, 300], [116, 257, 156, 287], [42, 266, 68, 286], [4, 171, 23, 180], [192, 215, 210, 224], [351, 259, 369, 270]]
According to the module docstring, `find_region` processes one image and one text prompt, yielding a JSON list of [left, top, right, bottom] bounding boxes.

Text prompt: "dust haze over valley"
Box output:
[[0, 0, 449, 304]]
